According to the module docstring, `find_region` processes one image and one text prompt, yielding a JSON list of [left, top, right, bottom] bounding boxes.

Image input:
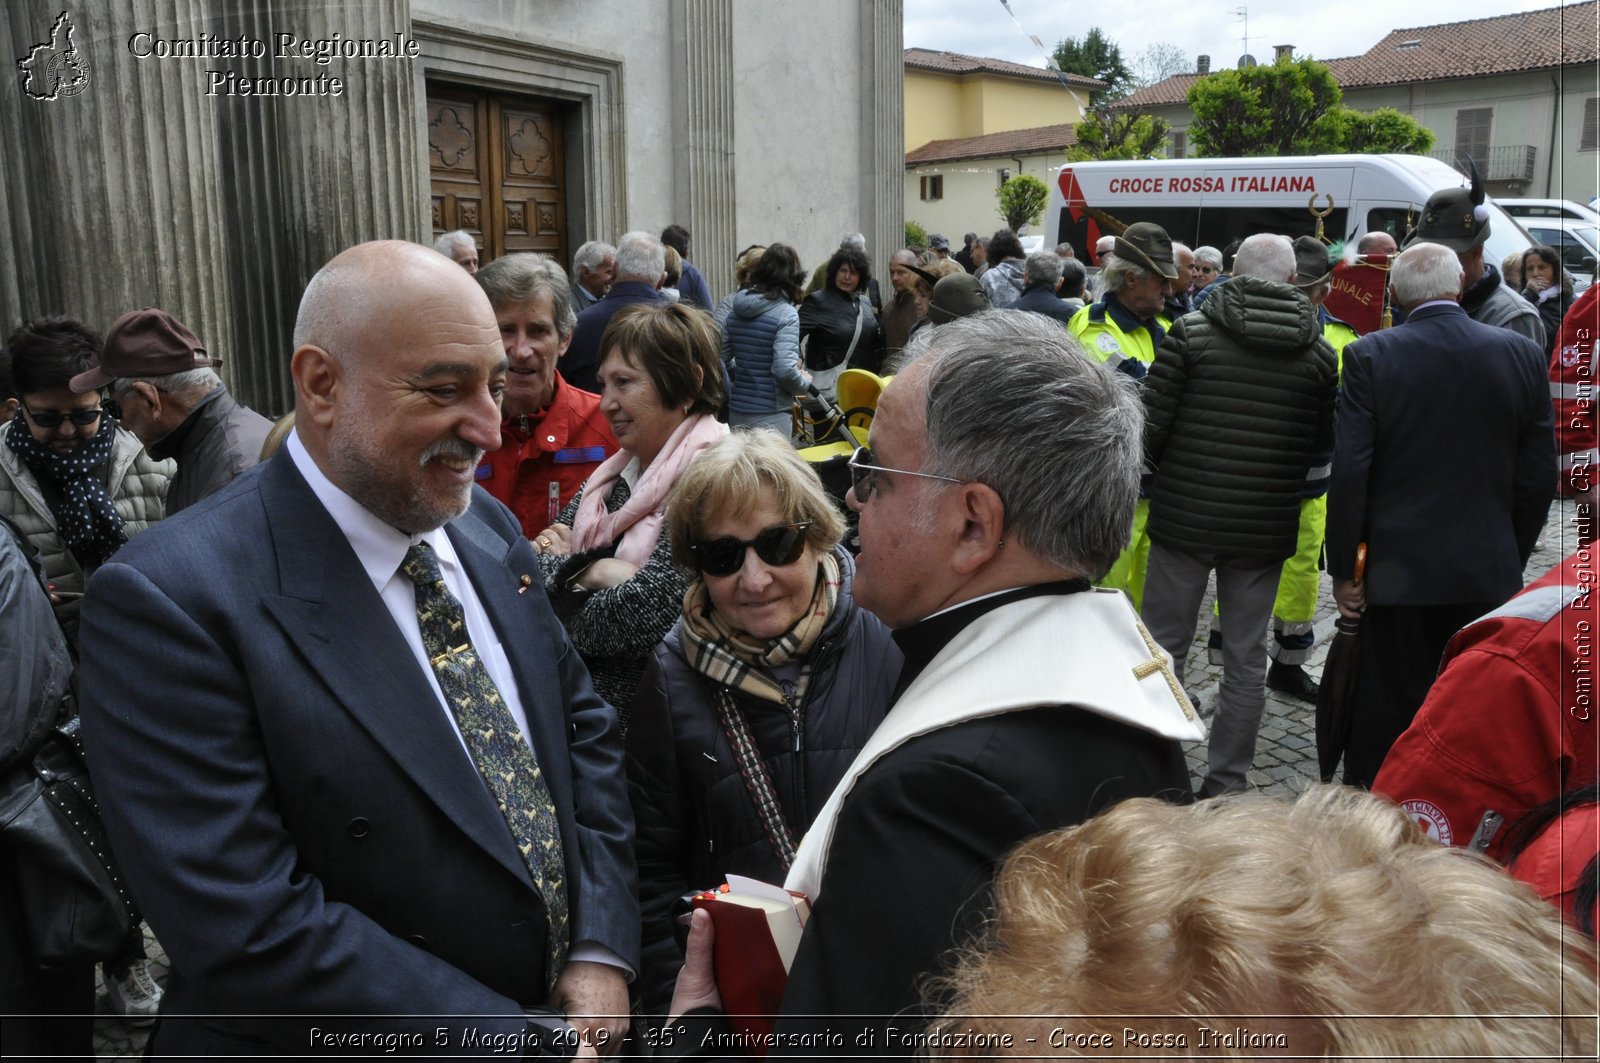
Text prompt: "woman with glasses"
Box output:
[[626, 429, 899, 1017], [0, 318, 172, 642]]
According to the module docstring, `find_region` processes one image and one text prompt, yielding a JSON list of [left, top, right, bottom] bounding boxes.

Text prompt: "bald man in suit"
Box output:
[[78, 241, 636, 1057]]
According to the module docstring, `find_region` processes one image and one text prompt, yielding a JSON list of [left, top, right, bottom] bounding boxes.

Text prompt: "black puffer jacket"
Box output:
[[1143, 276, 1338, 560], [625, 546, 900, 1016]]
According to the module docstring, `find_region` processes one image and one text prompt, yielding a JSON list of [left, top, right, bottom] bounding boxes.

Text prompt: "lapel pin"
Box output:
[[518, 573, 533, 594]]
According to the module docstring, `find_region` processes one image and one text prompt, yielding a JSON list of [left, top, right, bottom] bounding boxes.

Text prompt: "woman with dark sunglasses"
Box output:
[[625, 429, 900, 1018]]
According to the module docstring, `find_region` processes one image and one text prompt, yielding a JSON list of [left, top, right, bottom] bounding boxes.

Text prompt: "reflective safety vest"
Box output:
[[1069, 302, 1158, 380]]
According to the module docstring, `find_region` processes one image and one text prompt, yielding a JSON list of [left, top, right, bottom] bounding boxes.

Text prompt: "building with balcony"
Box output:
[[1115, 2, 1599, 202]]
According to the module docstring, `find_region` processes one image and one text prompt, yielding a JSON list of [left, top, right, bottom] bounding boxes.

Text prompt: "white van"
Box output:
[[1048, 154, 1533, 268]]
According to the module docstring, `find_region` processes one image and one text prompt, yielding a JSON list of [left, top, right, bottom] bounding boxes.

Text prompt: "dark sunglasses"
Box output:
[[22, 403, 103, 429], [689, 521, 812, 577], [846, 445, 964, 502]]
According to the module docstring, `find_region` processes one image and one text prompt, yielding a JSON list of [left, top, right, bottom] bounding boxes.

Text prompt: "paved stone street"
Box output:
[[90, 498, 1585, 1059]]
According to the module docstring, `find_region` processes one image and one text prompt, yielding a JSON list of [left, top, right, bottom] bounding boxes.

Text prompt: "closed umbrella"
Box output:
[[1316, 543, 1366, 783]]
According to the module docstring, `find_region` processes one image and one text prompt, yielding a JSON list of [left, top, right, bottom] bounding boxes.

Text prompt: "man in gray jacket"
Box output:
[[1407, 176, 1544, 349], [69, 310, 270, 515], [1139, 233, 1339, 797]]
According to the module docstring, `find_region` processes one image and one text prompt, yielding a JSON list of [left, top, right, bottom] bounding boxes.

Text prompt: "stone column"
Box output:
[[851, 1, 902, 281], [0, 2, 423, 414], [858, 0, 904, 282], [1, 1, 231, 366], [670, 0, 736, 301], [215, 0, 423, 414]]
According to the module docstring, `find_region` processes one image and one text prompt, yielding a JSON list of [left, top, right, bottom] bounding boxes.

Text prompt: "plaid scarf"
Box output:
[[680, 550, 841, 705], [5, 418, 126, 567]]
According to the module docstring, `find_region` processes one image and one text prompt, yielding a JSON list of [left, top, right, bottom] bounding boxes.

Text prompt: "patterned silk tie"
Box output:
[[400, 541, 569, 989]]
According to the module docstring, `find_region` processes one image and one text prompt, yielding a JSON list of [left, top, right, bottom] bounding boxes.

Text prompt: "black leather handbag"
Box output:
[[0, 714, 141, 967]]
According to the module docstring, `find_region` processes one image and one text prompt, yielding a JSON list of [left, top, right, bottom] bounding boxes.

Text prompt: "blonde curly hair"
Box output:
[[929, 785, 1598, 1059]]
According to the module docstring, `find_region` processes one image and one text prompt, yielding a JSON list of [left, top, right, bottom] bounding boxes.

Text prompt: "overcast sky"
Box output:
[[903, 0, 1573, 74]]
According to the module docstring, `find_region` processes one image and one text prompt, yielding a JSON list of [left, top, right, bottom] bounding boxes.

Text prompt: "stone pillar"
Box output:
[[858, 0, 904, 283], [0, 1, 423, 414], [215, 0, 424, 414], [670, 0, 736, 301], [1, 1, 232, 368]]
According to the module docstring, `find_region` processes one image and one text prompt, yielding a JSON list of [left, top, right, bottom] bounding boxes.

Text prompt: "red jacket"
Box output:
[[476, 374, 617, 537], [1551, 284, 1598, 498], [1374, 551, 1598, 863]]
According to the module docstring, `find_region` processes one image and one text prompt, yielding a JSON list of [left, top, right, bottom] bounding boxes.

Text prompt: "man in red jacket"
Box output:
[[475, 253, 617, 538], [1374, 549, 1597, 863]]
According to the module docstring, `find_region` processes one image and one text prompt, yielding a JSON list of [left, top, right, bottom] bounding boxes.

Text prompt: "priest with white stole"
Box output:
[[664, 311, 1204, 1058]]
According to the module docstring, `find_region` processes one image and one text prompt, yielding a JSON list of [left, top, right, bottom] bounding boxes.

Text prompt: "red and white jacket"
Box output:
[[1373, 551, 1598, 864], [1551, 284, 1599, 498]]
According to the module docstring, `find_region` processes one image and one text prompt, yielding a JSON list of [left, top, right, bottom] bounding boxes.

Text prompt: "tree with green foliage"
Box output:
[[1323, 106, 1436, 154], [1187, 57, 1436, 158], [1068, 110, 1172, 161], [996, 173, 1050, 232], [1187, 57, 1343, 157], [905, 220, 928, 251], [1052, 27, 1133, 101]]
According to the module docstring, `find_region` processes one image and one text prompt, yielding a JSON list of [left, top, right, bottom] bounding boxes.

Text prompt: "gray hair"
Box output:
[[475, 252, 578, 340], [1232, 234, 1296, 282], [1099, 253, 1149, 295], [1055, 241, 1075, 257], [613, 231, 666, 282], [1024, 250, 1063, 287], [572, 239, 615, 277], [908, 311, 1143, 578], [433, 230, 474, 257], [119, 367, 221, 397], [1194, 246, 1224, 270], [840, 231, 867, 252], [1391, 242, 1465, 306]]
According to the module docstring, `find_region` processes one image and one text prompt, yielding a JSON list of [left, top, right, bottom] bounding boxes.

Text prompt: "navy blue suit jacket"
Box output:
[[77, 453, 637, 1056], [564, 282, 669, 393], [1326, 302, 1555, 606]]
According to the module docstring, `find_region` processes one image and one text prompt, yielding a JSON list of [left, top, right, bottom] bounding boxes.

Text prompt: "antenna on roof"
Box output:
[[1238, 54, 1258, 68], [1234, 6, 1262, 62]]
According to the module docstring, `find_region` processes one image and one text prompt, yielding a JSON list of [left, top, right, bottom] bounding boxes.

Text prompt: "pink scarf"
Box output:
[[571, 413, 728, 566]]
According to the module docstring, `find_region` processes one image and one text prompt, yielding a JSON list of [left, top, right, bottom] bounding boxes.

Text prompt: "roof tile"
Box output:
[[1114, 2, 1597, 109], [905, 122, 1079, 165], [904, 47, 1103, 90]]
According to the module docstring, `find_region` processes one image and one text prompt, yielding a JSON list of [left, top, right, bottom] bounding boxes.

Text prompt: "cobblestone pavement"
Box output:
[[91, 498, 1585, 1059]]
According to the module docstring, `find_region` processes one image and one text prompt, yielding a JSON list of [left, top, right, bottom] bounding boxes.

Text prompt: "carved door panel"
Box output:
[[496, 103, 565, 258], [427, 85, 568, 267], [427, 89, 487, 251]]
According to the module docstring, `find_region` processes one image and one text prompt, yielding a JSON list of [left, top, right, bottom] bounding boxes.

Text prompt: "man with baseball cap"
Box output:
[[1406, 174, 1544, 348], [1068, 221, 1182, 609], [72, 309, 271, 515], [928, 233, 951, 259]]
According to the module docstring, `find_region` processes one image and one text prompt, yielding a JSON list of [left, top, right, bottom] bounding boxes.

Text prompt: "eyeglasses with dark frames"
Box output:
[[689, 521, 813, 577], [20, 402, 104, 429], [846, 445, 965, 502]]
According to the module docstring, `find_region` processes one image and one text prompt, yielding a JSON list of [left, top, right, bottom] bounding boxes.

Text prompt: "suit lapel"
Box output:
[[254, 456, 533, 887]]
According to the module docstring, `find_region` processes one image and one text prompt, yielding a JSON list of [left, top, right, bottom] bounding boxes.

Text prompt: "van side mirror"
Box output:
[[1582, 256, 1597, 275]]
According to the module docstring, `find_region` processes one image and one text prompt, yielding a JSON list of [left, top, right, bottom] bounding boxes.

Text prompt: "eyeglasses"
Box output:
[[689, 521, 812, 577], [21, 402, 103, 429], [846, 445, 965, 502]]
